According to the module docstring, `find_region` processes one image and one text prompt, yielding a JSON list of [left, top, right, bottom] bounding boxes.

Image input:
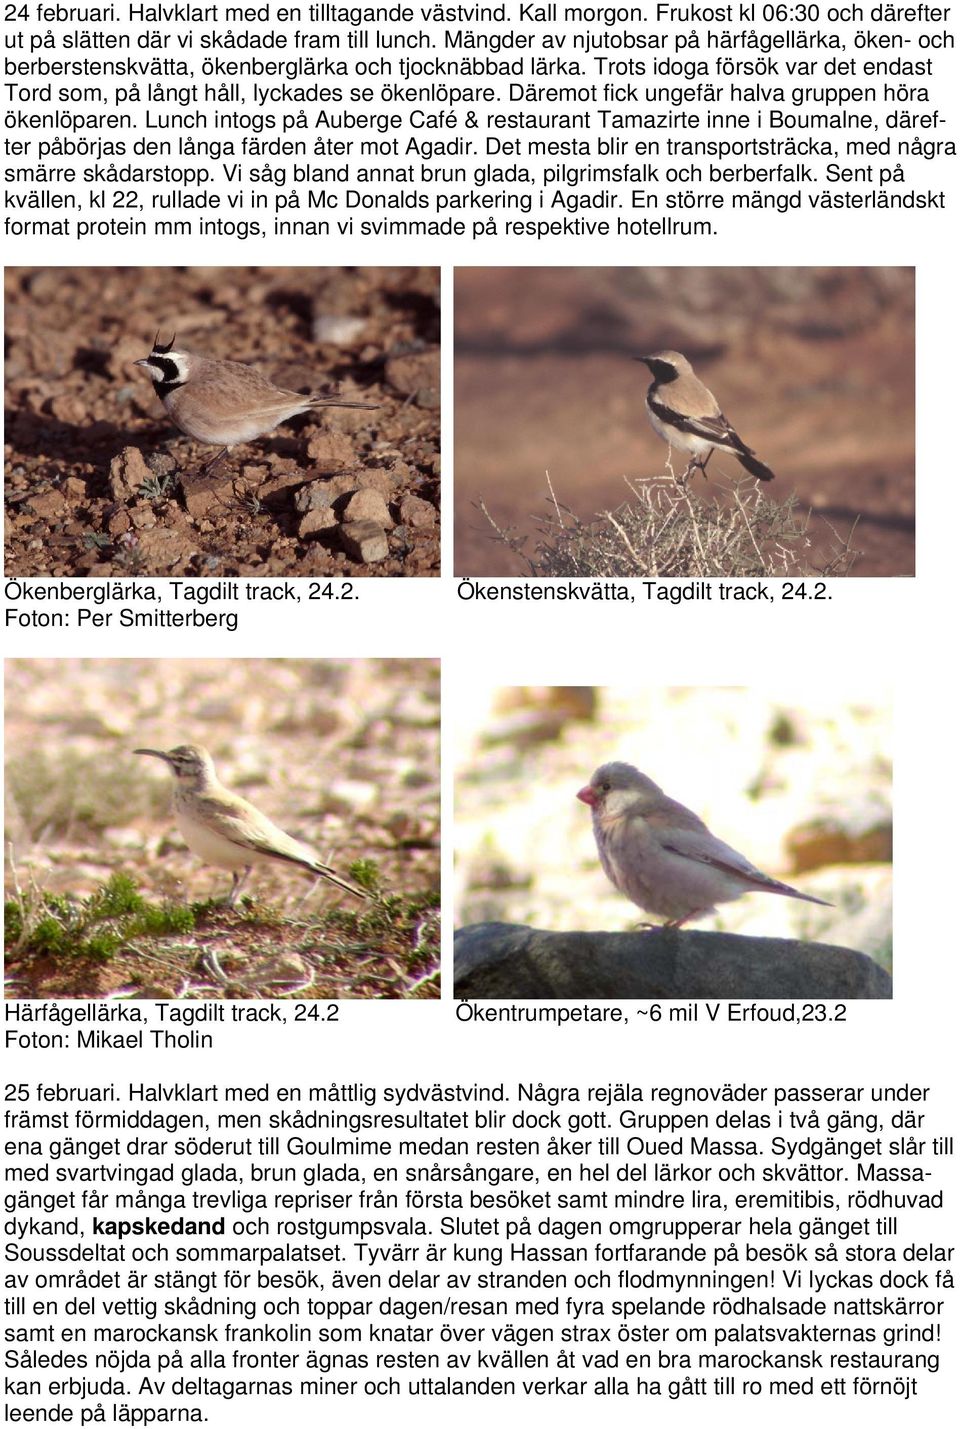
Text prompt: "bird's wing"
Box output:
[[703, 410, 759, 457], [650, 822, 832, 905], [648, 821, 766, 880], [195, 795, 368, 898], [686, 411, 741, 443], [649, 397, 755, 455], [193, 794, 312, 867], [612, 802, 714, 865], [307, 391, 379, 409], [188, 361, 282, 400]]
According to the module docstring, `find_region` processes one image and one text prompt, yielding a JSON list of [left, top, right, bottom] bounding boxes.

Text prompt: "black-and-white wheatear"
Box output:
[[637, 350, 775, 483]]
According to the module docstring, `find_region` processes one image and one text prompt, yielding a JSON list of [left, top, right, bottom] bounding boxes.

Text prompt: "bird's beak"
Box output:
[[576, 786, 598, 807], [133, 358, 152, 369], [134, 747, 172, 764]]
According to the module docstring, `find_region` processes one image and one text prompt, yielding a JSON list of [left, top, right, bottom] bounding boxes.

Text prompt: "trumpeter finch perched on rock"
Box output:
[[577, 761, 831, 928]]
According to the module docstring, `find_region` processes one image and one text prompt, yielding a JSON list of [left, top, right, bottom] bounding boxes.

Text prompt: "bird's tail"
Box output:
[[311, 860, 371, 901], [764, 876, 833, 908], [265, 841, 372, 900], [308, 391, 379, 410], [736, 448, 775, 482]]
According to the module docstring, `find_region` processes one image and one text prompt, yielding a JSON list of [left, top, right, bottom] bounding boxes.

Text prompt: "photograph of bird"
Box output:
[[577, 761, 831, 928], [134, 333, 378, 476], [638, 350, 775, 483], [134, 743, 369, 906]]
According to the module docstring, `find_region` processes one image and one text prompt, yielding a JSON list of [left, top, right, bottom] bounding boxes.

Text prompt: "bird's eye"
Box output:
[[600, 781, 610, 792]]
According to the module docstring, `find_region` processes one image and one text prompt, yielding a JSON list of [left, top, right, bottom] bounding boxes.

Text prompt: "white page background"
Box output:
[[3, 46, 958, 1429]]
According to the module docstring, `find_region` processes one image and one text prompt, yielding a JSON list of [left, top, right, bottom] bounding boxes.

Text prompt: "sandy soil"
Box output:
[[454, 268, 915, 578], [5, 267, 440, 578]]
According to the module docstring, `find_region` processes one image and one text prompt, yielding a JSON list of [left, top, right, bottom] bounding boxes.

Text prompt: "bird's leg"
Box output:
[[697, 450, 712, 482], [181, 445, 234, 499], [198, 445, 229, 479], [201, 446, 228, 475], [226, 867, 251, 907], [664, 909, 711, 929]]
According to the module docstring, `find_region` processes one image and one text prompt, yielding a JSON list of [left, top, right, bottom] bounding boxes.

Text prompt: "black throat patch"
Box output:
[[644, 358, 679, 385], [148, 354, 186, 400]]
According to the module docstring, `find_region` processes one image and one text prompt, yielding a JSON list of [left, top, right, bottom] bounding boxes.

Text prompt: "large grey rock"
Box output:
[[454, 923, 892, 1000]]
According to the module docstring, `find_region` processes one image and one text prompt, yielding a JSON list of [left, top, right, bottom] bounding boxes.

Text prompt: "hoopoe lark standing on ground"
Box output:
[[134, 744, 369, 906]]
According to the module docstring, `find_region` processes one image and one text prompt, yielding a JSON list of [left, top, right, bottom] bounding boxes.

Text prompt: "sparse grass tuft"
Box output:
[[4, 862, 440, 998], [230, 897, 288, 929], [5, 871, 195, 962], [478, 472, 859, 579], [349, 858, 382, 895], [321, 884, 440, 963], [139, 472, 179, 502], [357, 888, 438, 943]]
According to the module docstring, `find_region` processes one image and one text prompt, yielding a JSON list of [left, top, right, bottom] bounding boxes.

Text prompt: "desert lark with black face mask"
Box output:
[[134, 334, 378, 476], [134, 743, 369, 906], [638, 350, 775, 483]]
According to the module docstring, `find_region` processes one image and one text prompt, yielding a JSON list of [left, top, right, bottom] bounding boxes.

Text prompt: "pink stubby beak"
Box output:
[[577, 785, 597, 806]]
